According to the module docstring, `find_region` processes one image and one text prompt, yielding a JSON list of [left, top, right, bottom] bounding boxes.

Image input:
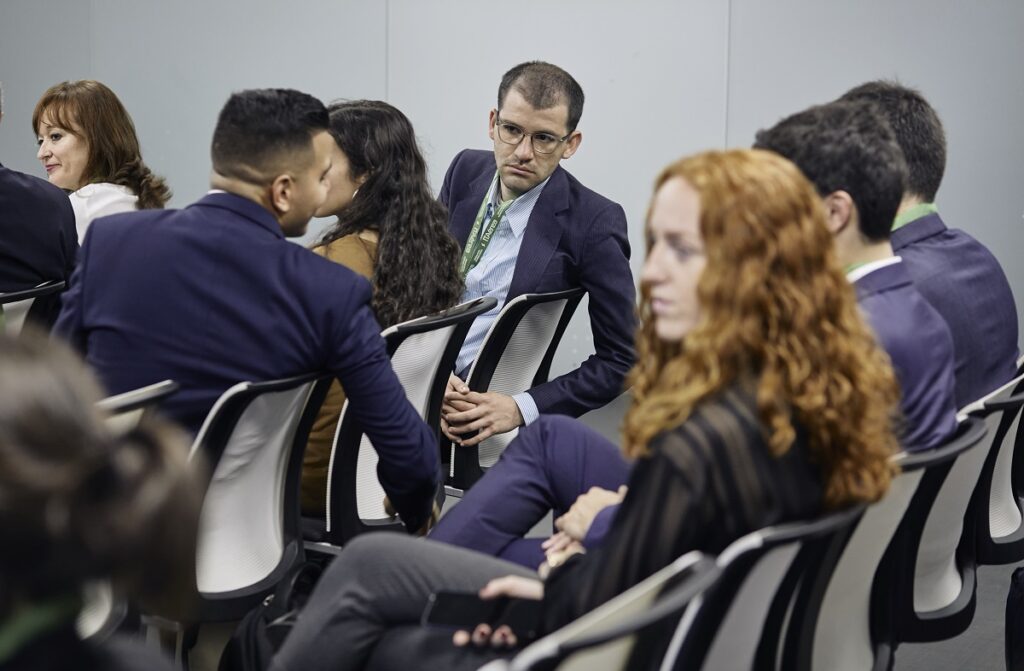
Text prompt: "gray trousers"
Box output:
[[269, 533, 536, 671]]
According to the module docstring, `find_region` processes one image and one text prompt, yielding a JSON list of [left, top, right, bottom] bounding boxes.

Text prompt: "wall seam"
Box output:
[[723, 0, 732, 147], [384, 0, 391, 100]]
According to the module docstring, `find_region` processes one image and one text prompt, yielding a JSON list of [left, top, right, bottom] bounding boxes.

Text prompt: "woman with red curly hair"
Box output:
[[269, 149, 900, 671]]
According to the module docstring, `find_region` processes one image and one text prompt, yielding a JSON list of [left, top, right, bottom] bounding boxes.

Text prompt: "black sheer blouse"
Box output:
[[541, 382, 823, 633]]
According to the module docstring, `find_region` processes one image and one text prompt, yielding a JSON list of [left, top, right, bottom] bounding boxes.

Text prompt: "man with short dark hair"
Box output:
[[440, 61, 636, 447], [0, 82, 78, 324], [840, 80, 1019, 407], [54, 88, 438, 531], [755, 99, 958, 452]]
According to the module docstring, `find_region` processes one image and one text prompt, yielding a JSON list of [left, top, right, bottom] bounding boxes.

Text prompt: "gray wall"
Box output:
[[3, 0, 1022, 405]]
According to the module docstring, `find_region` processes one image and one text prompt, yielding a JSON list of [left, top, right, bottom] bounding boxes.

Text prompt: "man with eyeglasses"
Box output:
[[438, 61, 636, 455]]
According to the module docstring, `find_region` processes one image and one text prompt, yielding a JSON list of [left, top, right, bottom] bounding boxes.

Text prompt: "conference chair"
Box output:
[[476, 552, 719, 671], [77, 380, 181, 642], [0, 279, 65, 335], [790, 416, 987, 671], [143, 372, 330, 668], [305, 297, 495, 548], [447, 287, 585, 493], [971, 373, 1024, 565], [660, 505, 865, 671]]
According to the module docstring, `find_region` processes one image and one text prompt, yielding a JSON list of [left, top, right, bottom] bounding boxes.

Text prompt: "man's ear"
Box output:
[[561, 130, 582, 160], [488, 108, 498, 142], [269, 174, 294, 216], [823, 191, 854, 235]]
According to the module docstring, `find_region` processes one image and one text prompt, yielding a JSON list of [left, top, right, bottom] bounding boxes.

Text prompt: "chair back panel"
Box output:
[[810, 468, 923, 670], [0, 280, 66, 335], [194, 381, 315, 594], [3, 297, 34, 335], [988, 405, 1024, 537], [473, 298, 570, 467], [914, 380, 1019, 612]]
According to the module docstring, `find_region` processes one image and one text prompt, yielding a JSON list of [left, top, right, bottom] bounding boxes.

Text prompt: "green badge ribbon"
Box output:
[[459, 172, 515, 279]]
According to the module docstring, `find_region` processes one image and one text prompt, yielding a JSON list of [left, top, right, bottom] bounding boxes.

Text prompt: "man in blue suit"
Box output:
[[840, 81, 1019, 408], [755, 99, 958, 452], [53, 89, 438, 532], [440, 62, 636, 448], [0, 83, 77, 325]]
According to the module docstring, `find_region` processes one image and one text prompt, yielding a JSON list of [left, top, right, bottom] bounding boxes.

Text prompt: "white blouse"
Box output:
[[70, 182, 138, 242]]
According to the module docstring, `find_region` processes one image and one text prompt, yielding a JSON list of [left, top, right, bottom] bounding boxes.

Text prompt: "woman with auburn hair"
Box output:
[[0, 332, 202, 670], [301, 100, 463, 515], [269, 149, 900, 671], [33, 80, 171, 241]]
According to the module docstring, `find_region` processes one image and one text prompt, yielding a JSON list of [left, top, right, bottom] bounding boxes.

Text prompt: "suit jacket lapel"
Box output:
[[507, 167, 568, 299], [451, 169, 495, 248]]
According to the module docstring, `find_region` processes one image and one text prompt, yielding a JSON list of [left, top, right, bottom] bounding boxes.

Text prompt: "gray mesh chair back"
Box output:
[[78, 380, 181, 641], [448, 287, 584, 491], [478, 552, 718, 671], [972, 373, 1024, 564], [0, 279, 65, 335], [662, 506, 865, 671], [189, 372, 330, 621], [321, 298, 494, 545], [800, 416, 987, 670]]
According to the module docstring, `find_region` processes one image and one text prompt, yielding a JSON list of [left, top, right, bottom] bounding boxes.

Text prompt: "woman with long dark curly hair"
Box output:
[[270, 148, 900, 671], [301, 100, 463, 514], [33, 80, 171, 241]]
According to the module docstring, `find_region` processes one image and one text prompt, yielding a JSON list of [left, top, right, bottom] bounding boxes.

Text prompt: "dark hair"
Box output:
[[498, 61, 585, 133], [31, 80, 171, 209], [211, 88, 329, 185], [839, 80, 946, 202], [753, 100, 907, 241], [315, 100, 463, 327], [0, 332, 203, 619]]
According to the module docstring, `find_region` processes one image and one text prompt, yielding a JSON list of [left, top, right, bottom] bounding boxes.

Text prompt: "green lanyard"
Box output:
[[0, 595, 81, 663], [459, 172, 515, 278]]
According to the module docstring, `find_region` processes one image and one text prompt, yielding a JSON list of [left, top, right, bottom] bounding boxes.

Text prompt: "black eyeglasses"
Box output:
[[495, 116, 571, 155]]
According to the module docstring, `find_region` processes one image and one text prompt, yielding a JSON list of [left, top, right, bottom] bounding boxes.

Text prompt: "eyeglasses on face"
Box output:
[[495, 116, 571, 155]]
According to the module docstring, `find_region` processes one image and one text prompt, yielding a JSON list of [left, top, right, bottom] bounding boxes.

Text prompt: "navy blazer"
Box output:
[[53, 192, 438, 529], [0, 162, 77, 323], [892, 213, 1019, 408], [439, 149, 636, 417], [854, 261, 958, 452]]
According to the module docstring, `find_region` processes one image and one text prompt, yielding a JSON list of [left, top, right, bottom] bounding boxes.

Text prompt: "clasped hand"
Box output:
[[452, 575, 544, 649], [441, 374, 523, 447]]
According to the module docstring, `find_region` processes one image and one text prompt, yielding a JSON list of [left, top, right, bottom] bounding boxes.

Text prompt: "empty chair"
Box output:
[[792, 416, 987, 671], [661, 505, 865, 671], [480, 552, 719, 671], [143, 372, 330, 666], [447, 287, 585, 492], [311, 297, 494, 546], [0, 278, 65, 335], [972, 374, 1024, 565]]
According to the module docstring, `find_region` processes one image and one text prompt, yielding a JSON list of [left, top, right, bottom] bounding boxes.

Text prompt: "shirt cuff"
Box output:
[[512, 391, 540, 426]]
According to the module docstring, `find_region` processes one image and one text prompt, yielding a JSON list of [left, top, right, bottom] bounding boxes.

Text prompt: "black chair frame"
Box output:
[[324, 298, 495, 544], [972, 387, 1024, 564], [0, 279, 66, 332], [448, 287, 585, 490]]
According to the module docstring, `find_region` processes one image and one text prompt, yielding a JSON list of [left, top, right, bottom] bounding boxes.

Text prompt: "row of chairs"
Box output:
[[86, 288, 584, 667], [484, 367, 1024, 670]]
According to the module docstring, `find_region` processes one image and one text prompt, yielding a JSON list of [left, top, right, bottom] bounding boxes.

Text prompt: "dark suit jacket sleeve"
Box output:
[[52, 226, 91, 353], [324, 290, 440, 532], [528, 202, 636, 416], [438, 149, 468, 209]]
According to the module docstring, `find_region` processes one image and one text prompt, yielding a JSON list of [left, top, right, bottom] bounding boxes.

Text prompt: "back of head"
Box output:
[[31, 80, 170, 208], [839, 79, 947, 202], [625, 149, 899, 508], [753, 100, 907, 241], [0, 332, 202, 618], [317, 100, 462, 326], [211, 88, 328, 187], [498, 61, 585, 132]]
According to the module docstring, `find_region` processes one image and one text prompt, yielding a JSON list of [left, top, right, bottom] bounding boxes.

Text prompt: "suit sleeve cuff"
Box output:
[[513, 391, 540, 426]]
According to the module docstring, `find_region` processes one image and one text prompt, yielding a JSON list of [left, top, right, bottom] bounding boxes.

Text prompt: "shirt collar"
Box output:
[[893, 202, 939, 231], [487, 175, 552, 239], [846, 255, 902, 283]]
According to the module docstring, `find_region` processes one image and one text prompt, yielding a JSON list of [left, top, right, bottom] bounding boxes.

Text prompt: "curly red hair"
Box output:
[[623, 149, 899, 508]]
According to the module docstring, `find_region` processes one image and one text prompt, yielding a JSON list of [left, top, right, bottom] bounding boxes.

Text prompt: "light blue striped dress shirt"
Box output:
[[455, 174, 551, 424]]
